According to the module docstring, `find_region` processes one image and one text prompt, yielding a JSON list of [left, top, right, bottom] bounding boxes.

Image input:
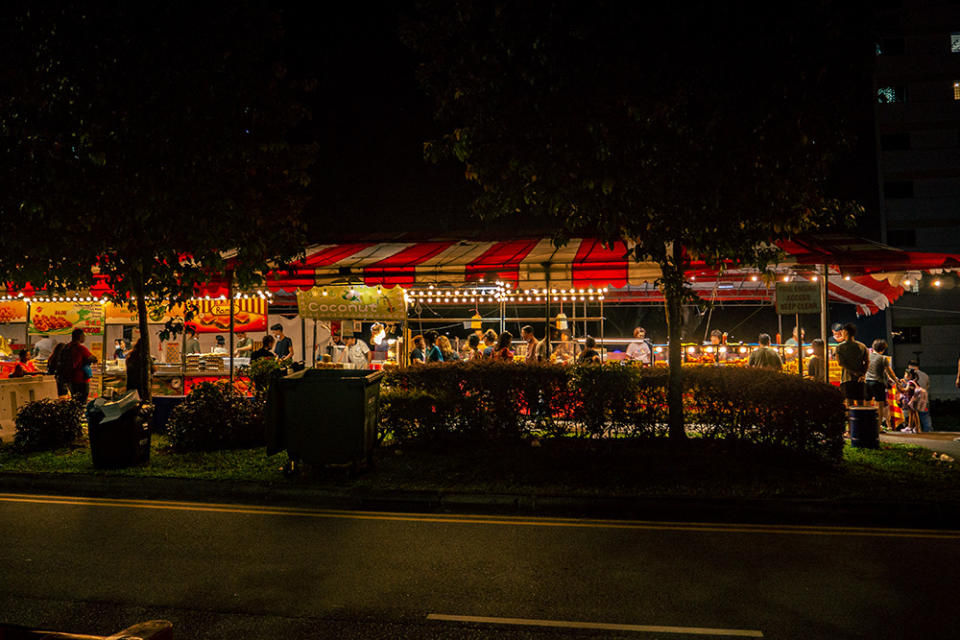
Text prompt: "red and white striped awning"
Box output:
[[255, 234, 960, 316]]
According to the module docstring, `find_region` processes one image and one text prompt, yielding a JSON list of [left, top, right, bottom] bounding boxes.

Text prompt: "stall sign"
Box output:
[[297, 286, 406, 321], [775, 282, 821, 315], [104, 301, 183, 325], [0, 300, 28, 324], [185, 298, 267, 333], [28, 302, 104, 336]]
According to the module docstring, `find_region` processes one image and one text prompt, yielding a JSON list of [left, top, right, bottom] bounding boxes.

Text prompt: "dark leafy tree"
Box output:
[[0, 3, 316, 398], [406, 0, 866, 438]]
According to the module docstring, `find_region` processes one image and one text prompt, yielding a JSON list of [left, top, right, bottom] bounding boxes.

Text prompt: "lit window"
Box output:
[[952, 33, 960, 53], [954, 82, 960, 100], [877, 86, 903, 103]]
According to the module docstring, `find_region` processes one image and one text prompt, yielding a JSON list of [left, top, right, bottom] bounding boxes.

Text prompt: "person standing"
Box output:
[[47, 342, 69, 396], [481, 329, 498, 359], [493, 331, 515, 361], [64, 328, 98, 405], [626, 327, 653, 365], [807, 338, 826, 382], [271, 323, 293, 363], [423, 330, 444, 363], [865, 339, 898, 429], [577, 335, 601, 364], [409, 335, 426, 364], [520, 325, 547, 363], [904, 360, 930, 392], [436, 335, 460, 361], [250, 335, 276, 363], [835, 322, 869, 407], [340, 335, 371, 369], [747, 334, 783, 371], [233, 331, 253, 357], [32, 333, 56, 360], [465, 333, 482, 360], [907, 380, 932, 432], [184, 326, 201, 355]]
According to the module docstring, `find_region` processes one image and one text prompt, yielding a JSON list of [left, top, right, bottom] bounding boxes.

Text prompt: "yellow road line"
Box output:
[[427, 613, 764, 637], [0, 492, 957, 539]]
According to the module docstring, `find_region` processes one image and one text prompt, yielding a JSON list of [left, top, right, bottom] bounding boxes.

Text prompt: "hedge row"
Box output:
[[379, 362, 845, 461]]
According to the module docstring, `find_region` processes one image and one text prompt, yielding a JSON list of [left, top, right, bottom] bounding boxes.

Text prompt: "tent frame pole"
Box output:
[[820, 264, 829, 384]]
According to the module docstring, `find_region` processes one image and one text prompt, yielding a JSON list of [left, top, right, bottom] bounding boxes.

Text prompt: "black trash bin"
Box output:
[[848, 406, 880, 449], [87, 392, 154, 468], [266, 368, 384, 467]]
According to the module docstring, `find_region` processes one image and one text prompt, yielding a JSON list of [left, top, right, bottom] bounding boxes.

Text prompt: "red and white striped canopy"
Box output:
[[255, 234, 959, 316]]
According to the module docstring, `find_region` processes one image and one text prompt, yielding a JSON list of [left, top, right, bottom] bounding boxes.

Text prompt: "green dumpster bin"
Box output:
[[266, 368, 384, 467]]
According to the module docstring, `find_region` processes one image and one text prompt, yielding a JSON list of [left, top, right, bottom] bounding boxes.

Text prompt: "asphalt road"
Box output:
[[0, 494, 957, 639]]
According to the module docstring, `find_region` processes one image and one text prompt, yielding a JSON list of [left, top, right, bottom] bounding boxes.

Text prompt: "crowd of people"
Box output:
[[407, 326, 617, 365]]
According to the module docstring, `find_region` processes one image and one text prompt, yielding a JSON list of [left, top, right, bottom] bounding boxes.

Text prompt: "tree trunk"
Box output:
[[133, 276, 152, 402], [664, 283, 685, 440], [661, 242, 687, 441]]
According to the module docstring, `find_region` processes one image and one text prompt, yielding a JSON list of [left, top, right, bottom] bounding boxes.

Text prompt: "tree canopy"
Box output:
[[406, 0, 868, 436]]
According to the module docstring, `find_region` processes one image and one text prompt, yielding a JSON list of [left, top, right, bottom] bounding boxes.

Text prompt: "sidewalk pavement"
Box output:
[[881, 431, 960, 460]]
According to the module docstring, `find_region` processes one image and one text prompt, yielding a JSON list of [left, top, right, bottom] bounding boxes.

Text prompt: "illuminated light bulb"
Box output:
[[750, 275, 758, 282], [719, 346, 727, 354], [551, 289, 557, 294], [739, 346, 747, 354], [561, 296, 568, 301], [782, 275, 790, 282], [535, 296, 542, 302], [588, 288, 594, 294], [705, 346, 714, 353], [785, 348, 794, 355], [843, 275, 851, 281], [588, 296, 595, 301], [691, 276, 696, 281], [322, 290, 328, 296], [687, 346, 696, 354], [902, 279, 911, 286], [579, 289, 585, 294], [806, 348, 814, 355], [811, 275, 818, 282], [452, 297, 459, 303], [429, 284, 435, 289], [654, 346, 663, 353], [526, 296, 532, 302], [934, 279, 942, 287]]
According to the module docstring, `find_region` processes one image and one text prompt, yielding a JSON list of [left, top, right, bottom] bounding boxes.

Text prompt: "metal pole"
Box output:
[[100, 307, 107, 398], [311, 319, 317, 367], [228, 275, 235, 385], [544, 265, 551, 356], [820, 263, 829, 384], [600, 298, 605, 363], [300, 316, 306, 362], [796, 312, 802, 377]]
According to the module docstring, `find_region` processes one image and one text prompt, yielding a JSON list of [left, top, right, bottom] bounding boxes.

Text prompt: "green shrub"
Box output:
[[245, 357, 282, 400], [381, 362, 846, 461], [14, 399, 83, 452], [165, 382, 264, 451]]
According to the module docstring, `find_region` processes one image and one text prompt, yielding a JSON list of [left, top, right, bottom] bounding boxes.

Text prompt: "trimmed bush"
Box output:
[[165, 381, 264, 451], [380, 362, 846, 461], [245, 357, 282, 400], [14, 399, 83, 452]]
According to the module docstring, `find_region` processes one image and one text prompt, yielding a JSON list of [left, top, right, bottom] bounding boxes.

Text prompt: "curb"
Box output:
[[2, 471, 958, 529]]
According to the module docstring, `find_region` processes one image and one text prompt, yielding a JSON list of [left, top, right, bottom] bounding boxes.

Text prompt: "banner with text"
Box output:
[[28, 302, 104, 336], [297, 286, 406, 321], [104, 302, 182, 325], [184, 298, 268, 333]]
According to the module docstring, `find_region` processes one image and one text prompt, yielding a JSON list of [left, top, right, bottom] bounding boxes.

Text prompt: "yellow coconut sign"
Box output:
[[297, 285, 406, 321]]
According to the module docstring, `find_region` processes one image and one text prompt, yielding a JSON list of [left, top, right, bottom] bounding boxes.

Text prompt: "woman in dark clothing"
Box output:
[[493, 331, 514, 361], [125, 339, 155, 395], [48, 342, 68, 396], [577, 336, 601, 364]]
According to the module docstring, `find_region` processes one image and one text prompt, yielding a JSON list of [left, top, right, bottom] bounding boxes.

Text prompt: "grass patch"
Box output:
[[1, 437, 958, 502]]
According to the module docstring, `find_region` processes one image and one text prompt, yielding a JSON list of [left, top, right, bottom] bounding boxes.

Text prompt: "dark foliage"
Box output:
[[14, 399, 83, 452], [165, 382, 264, 452], [380, 362, 846, 461]]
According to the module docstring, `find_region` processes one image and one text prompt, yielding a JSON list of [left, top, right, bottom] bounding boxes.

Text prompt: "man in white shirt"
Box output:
[[33, 334, 56, 360], [340, 335, 371, 369], [625, 327, 652, 365]]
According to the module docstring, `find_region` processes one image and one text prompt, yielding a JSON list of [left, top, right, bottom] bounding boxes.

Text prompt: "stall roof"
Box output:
[[9, 234, 959, 317]]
